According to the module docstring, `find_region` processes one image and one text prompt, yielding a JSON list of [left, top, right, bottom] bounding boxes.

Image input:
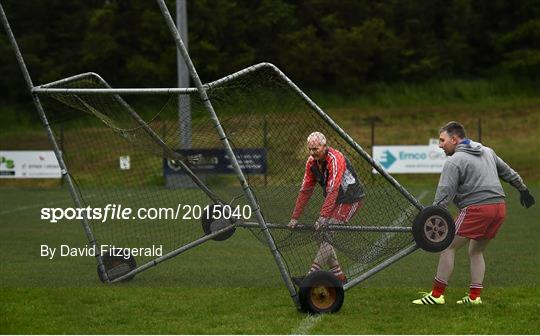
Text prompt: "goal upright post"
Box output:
[[155, 0, 301, 309], [0, 1, 108, 281]]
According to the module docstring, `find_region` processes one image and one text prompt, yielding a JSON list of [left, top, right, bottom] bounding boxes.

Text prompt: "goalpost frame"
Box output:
[[1, 0, 429, 309], [31, 62, 423, 214], [154, 0, 302, 308], [29, 63, 425, 292]]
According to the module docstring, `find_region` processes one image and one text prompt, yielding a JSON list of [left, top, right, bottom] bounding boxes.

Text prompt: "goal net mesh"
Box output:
[[37, 65, 418, 282]]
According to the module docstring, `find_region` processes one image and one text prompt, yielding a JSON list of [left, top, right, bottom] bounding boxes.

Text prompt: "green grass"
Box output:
[[1, 187, 539, 334], [1, 287, 538, 334]]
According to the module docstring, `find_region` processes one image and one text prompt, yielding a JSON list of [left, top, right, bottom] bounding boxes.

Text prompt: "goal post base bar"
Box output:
[[239, 221, 412, 233]]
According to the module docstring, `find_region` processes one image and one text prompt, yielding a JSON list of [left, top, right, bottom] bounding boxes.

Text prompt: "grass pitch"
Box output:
[[0, 186, 539, 334]]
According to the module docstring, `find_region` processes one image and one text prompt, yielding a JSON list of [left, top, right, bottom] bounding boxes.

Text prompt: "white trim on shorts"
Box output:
[[455, 206, 468, 233]]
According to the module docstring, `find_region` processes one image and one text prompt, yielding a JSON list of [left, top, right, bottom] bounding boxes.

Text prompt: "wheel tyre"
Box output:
[[201, 204, 236, 241], [412, 205, 455, 252], [97, 248, 137, 282], [299, 271, 345, 314]]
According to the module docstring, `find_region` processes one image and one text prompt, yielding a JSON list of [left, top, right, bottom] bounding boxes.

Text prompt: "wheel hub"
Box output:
[[424, 215, 448, 243], [311, 284, 336, 310]]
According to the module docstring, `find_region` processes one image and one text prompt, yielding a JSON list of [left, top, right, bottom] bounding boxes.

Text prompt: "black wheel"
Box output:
[[299, 271, 344, 314], [201, 204, 236, 241], [97, 248, 137, 282], [412, 205, 455, 252]]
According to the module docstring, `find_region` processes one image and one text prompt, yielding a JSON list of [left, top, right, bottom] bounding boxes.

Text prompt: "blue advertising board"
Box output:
[[164, 148, 267, 176]]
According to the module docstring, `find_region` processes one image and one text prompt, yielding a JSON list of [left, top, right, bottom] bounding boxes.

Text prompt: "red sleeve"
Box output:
[[291, 159, 316, 220], [320, 150, 345, 217]]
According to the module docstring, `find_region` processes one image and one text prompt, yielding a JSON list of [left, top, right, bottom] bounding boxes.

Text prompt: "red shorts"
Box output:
[[455, 203, 506, 240], [330, 200, 363, 223]]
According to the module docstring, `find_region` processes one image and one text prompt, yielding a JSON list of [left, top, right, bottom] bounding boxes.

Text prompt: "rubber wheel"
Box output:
[[412, 205, 455, 252], [299, 271, 344, 314], [201, 204, 236, 241], [97, 248, 137, 282]]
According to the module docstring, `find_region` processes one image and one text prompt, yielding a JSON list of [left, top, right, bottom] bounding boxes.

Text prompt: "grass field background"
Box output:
[[1, 185, 538, 334]]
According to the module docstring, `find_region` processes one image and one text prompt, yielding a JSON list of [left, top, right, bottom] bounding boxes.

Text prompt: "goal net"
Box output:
[[37, 64, 419, 282]]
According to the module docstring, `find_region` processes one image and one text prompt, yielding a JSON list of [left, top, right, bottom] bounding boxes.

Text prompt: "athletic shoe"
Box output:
[[457, 295, 482, 305], [412, 291, 445, 305]]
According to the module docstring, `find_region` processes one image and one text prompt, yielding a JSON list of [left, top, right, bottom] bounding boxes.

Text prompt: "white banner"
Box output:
[[0, 151, 61, 179], [373, 145, 447, 174]]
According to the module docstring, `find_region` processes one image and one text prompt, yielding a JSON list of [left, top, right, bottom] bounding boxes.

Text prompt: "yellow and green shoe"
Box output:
[[457, 295, 482, 305], [412, 291, 445, 305]]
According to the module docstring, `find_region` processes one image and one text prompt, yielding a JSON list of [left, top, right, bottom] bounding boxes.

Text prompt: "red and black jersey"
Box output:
[[292, 147, 364, 219]]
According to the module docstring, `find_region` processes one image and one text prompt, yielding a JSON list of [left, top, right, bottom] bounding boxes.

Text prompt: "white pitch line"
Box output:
[[415, 190, 429, 202], [348, 189, 429, 273], [291, 314, 324, 335]]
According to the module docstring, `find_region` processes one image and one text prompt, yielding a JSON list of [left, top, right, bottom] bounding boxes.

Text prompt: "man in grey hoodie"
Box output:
[[413, 121, 535, 305]]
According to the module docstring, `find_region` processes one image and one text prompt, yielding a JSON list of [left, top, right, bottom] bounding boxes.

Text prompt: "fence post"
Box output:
[[364, 116, 381, 151], [60, 124, 64, 186]]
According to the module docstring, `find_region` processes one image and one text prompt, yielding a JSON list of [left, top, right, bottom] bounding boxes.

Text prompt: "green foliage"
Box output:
[[2, 0, 540, 124], [2, 0, 540, 90], [495, 20, 540, 76]]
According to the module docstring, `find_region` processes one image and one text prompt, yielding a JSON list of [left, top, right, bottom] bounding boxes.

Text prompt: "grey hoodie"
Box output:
[[434, 140, 527, 209]]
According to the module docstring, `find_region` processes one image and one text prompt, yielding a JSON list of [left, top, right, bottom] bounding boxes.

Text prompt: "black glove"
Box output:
[[520, 189, 535, 208]]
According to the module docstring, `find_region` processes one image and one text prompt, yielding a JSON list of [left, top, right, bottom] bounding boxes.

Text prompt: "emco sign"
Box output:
[[373, 145, 447, 174]]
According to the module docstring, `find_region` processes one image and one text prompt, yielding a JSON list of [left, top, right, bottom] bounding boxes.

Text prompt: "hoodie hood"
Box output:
[[455, 139, 483, 156]]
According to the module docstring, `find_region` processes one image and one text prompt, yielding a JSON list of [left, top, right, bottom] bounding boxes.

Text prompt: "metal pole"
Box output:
[[156, 0, 301, 309], [33, 87, 199, 94], [110, 223, 237, 283], [176, 0, 191, 149], [343, 243, 419, 290], [239, 221, 412, 232], [60, 124, 64, 186], [0, 2, 107, 280]]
